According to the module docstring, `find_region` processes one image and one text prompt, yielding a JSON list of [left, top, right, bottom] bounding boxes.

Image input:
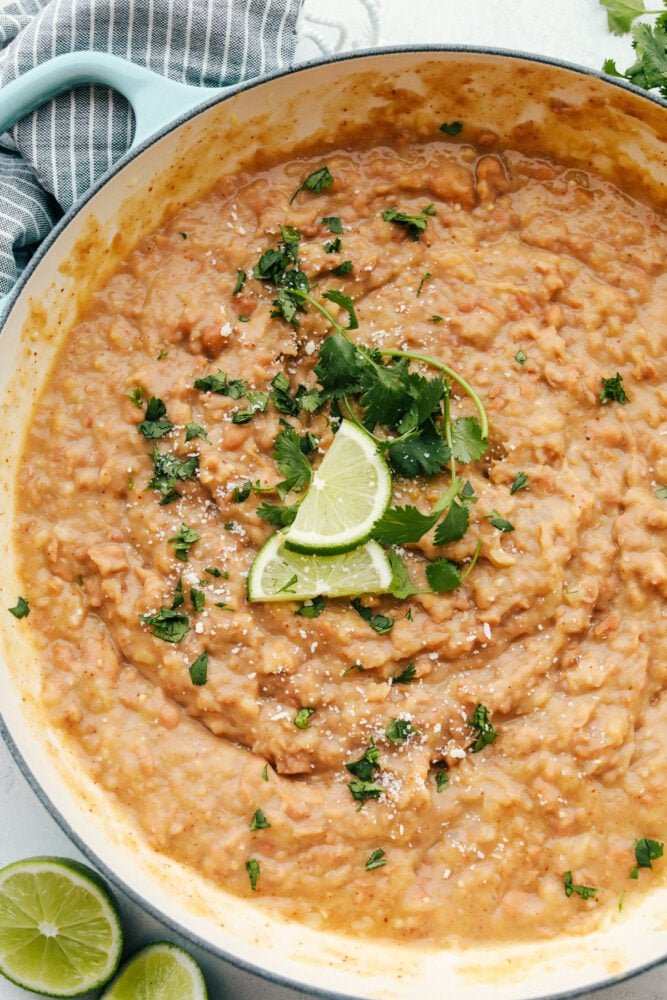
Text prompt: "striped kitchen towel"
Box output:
[[0, 0, 305, 304]]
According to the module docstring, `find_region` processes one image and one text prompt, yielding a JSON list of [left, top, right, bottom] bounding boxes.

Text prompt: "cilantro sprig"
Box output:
[[601, 1, 667, 96]]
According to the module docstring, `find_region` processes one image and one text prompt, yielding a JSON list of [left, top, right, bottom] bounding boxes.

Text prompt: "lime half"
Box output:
[[247, 531, 393, 602], [0, 856, 123, 997], [100, 942, 207, 1000], [284, 419, 392, 554]]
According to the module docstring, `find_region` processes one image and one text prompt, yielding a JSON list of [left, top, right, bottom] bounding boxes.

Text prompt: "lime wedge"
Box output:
[[100, 942, 207, 1000], [0, 856, 123, 997], [247, 531, 393, 602], [284, 419, 392, 555]]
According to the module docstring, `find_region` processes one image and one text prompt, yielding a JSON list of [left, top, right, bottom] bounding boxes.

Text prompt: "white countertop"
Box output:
[[2, 2, 666, 998]]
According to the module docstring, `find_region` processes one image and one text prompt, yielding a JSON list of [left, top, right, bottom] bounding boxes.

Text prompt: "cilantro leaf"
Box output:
[[385, 718, 418, 744], [346, 744, 381, 782], [348, 779, 384, 803], [290, 166, 334, 203], [256, 501, 298, 528], [189, 650, 208, 685], [487, 511, 515, 532], [656, 485, 667, 500], [510, 471, 529, 494], [391, 662, 416, 684], [382, 204, 436, 241], [168, 523, 200, 562], [357, 354, 411, 431], [323, 215, 343, 234], [387, 550, 423, 599], [373, 505, 438, 545], [233, 268, 246, 294], [396, 373, 445, 435], [322, 288, 359, 330], [232, 390, 269, 424], [563, 870, 598, 900], [137, 396, 174, 439], [9, 596, 29, 619], [185, 422, 209, 442], [194, 370, 248, 398], [147, 447, 199, 504], [425, 558, 461, 592], [600, 0, 650, 34], [365, 848, 388, 870], [451, 416, 488, 463], [387, 423, 451, 477], [600, 372, 628, 404], [468, 703, 498, 752], [246, 858, 260, 891], [433, 500, 469, 546], [629, 837, 664, 878], [294, 596, 326, 618], [314, 333, 364, 395], [294, 707, 315, 729], [435, 768, 449, 792], [250, 808, 271, 831], [332, 260, 353, 276], [439, 120, 463, 135], [351, 598, 394, 633], [141, 606, 190, 643], [273, 426, 313, 495]]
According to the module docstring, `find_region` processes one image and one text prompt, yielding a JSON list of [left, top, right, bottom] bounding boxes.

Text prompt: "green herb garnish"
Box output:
[[250, 808, 271, 831], [365, 849, 388, 871], [563, 871, 598, 900], [294, 707, 315, 729], [137, 396, 173, 439], [468, 703, 498, 752], [189, 650, 208, 685], [246, 858, 260, 891], [439, 120, 463, 135], [294, 596, 326, 618], [8, 596, 29, 619], [510, 471, 529, 494], [290, 166, 334, 203], [382, 204, 436, 241], [600, 372, 628, 404], [385, 718, 418, 745], [168, 523, 200, 562], [141, 606, 190, 643], [629, 837, 664, 878], [351, 598, 394, 634]]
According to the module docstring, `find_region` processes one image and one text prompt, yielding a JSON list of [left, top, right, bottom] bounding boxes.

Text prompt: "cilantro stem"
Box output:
[[459, 539, 482, 583], [379, 349, 488, 441]]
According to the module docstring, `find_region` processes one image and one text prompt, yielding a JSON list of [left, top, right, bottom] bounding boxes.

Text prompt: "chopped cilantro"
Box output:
[[233, 481, 252, 503], [656, 485, 667, 500], [246, 858, 260, 891], [382, 204, 436, 241], [324, 237, 342, 253], [332, 260, 353, 276], [425, 558, 461, 592], [261, 763, 269, 781], [157, 349, 169, 360], [168, 523, 200, 562], [563, 871, 598, 900], [435, 768, 449, 792], [189, 650, 208, 685], [600, 372, 628, 404], [487, 511, 515, 532], [385, 718, 418, 745], [233, 268, 247, 294], [290, 166, 334, 203], [194, 370, 248, 398], [468, 703, 498, 752], [416, 272, 431, 297], [515, 349, 527, 365], [8, 596, 29, 619], [294, 707, 315, 729], [141, 606, 190, 643], [365, 848, 388, 871], [257, 501, 298, 528], [205, 566, 228, 579], [391, 662, 416, 685], [387, 550, 422, 600], [125, 386, 143, 408], [137, 396, 173, 439], [294, 596, 326, 618], [431, 315, 444, 323], [147, 446, 198, 504], [232, 390, 269, 424], [351, 598, 394, 634], [346, 744, 381, 782], [184, 422, 209, 442], [510, 471, 529, 494], [348, 779, 384, 803], [439, 120, 463, 135], [322, 215, 343, 234], [250, 808, 271, 831], [373, 505, 438, 546], [190, 588, 205, 612], [629, 837, 664, 878]]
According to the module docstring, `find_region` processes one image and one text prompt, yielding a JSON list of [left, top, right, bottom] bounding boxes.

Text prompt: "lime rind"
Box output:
[[100, 941, 208, 1000], [247, 532, 393, 602], [284, 419, 392, 555], [0, 856, 123, 997]]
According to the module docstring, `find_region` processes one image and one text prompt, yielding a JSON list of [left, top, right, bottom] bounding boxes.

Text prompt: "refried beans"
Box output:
[[14, 136, 667, 945]]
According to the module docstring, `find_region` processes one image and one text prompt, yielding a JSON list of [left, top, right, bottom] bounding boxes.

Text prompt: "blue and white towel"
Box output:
[[0, 0, 305, 302]]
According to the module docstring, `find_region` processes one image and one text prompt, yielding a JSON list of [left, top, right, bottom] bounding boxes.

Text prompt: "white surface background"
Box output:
[[1, 2, 666, 999]]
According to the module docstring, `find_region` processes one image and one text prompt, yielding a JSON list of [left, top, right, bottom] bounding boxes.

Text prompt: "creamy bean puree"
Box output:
[[15, 137, 667, 945]]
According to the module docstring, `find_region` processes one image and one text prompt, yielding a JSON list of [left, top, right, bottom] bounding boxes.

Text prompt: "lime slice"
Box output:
[[100, 942, 207, 1000], [247, 531, 393, 602], [284, 419, 392, 555], [0, 856, 123, 997]]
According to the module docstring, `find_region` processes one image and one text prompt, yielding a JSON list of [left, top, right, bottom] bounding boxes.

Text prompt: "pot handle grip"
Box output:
[[0, 50, 225, 149]]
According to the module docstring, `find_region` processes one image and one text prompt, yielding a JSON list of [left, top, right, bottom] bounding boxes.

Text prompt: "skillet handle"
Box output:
[[0, 51, 226, 317], [0, 50, 225, 149]]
